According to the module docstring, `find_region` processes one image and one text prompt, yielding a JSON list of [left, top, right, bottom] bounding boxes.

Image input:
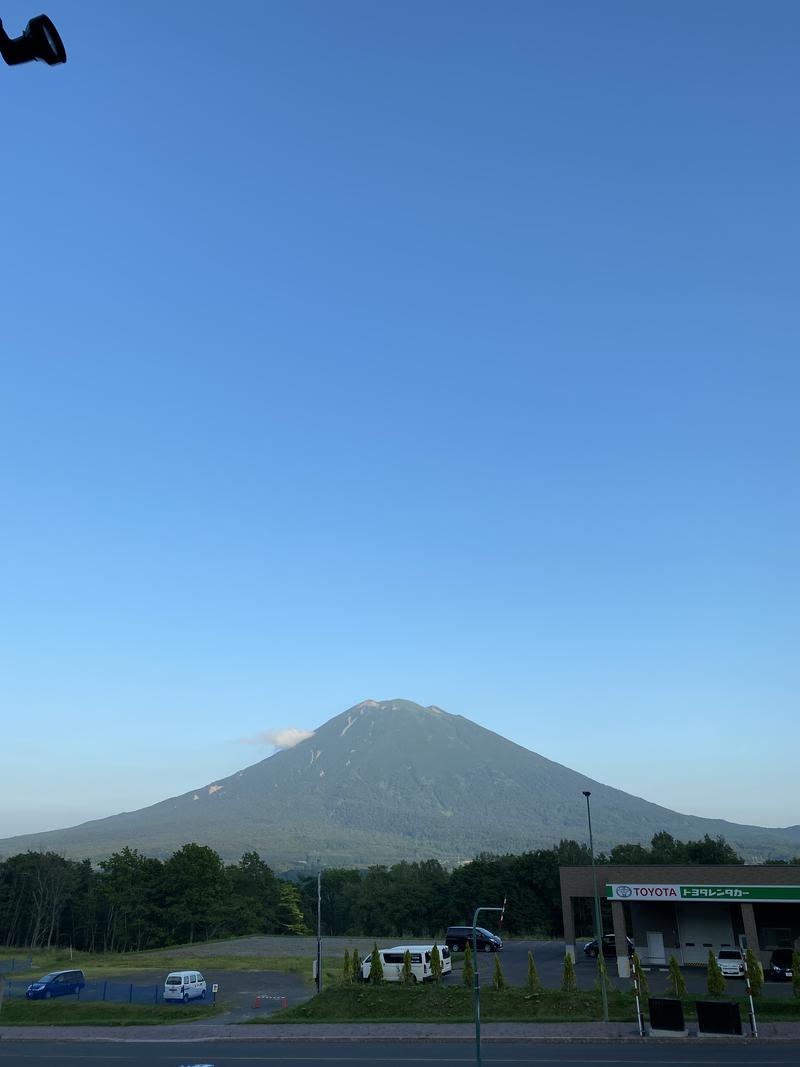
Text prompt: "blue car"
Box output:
[[26, 969, 85, 999]]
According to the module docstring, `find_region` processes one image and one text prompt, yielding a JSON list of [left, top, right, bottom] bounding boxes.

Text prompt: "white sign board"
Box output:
[[607, 883, 800, 902]]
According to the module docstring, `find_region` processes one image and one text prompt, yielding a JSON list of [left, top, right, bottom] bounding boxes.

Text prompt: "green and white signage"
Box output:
[[606, 883, 800, 903]]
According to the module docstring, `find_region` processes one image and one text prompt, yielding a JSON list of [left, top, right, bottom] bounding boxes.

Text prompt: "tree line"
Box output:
[[296, 832, 745, 939], [0, 831, 755, 952], [0, 845, 307, 951]]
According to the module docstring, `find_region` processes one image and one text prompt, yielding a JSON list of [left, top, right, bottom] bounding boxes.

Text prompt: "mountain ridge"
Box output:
[[3, 699, 798, 868]]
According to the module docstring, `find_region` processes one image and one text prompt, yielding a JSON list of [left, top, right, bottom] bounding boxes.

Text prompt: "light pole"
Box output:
[[471, 905, 504, 1067], [582, 789, 609, 1023], [0, 14, 66, 65], [315, 870, 322, 994]]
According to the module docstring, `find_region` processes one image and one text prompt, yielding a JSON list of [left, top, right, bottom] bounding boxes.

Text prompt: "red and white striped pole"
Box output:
[[742, 950, 758, 1038], [630, 955, 645, 1037]]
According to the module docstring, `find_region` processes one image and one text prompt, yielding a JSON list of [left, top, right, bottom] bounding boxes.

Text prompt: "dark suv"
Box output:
[[765, 949, 794, 981], [446, 925, 502, 953], [583, 934, 635, 958]]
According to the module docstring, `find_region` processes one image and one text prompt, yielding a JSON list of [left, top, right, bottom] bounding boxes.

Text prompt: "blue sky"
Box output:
[[2, 1, 797, 840]]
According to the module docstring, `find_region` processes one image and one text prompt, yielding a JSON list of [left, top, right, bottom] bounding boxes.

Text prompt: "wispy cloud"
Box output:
[[240, 727, 315, 750]]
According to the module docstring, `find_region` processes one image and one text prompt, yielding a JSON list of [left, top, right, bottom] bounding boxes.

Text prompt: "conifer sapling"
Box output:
[[561, 952, 577, 993]]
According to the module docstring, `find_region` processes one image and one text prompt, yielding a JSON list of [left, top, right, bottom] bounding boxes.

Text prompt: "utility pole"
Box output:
[[472, 904, 504, 1067], [583, 790, 609, 1023], [315, 870, 322, 994]]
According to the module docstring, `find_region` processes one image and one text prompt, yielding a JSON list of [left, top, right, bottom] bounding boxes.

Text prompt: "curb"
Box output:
[[2, 1024, 800, 1044]]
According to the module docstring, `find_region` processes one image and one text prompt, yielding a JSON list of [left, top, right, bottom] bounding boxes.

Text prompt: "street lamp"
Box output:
[[582, 789, 609, 1023], [0, 14, 66, 65], [315, 870, 322, 995], [471, 904, 504, 1067]]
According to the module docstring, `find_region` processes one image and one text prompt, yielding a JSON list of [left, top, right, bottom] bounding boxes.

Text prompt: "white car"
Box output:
[[164, 970, 207, 1002], [361, 945, 452, 982], [715, 949, 745, 977]]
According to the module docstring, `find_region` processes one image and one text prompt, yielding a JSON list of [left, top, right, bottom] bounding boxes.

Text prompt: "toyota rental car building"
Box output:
[[560, 864, 800, 976]]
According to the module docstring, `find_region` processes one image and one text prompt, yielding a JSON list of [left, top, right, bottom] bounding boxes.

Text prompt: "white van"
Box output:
[[361, 945, 451, 983], [164, 970, 207, 1002]]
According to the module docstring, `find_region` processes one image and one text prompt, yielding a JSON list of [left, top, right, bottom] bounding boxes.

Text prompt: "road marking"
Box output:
[[14, 1057, 800, 1065]]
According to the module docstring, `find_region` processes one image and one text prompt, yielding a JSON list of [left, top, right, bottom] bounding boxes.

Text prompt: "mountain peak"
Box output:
[[2, 699, 799, 868], [352, 698, 437, 712], [325, 698, 447, 730]]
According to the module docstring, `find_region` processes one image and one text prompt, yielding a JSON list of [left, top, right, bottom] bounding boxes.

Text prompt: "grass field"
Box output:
[[257, 986, 638, 1024], [255, 984, 800, 1026], [0, 999, 221, 1026]]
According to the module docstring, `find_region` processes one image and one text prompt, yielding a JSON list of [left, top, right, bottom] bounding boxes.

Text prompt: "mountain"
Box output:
[[2, 699, 799, 869]]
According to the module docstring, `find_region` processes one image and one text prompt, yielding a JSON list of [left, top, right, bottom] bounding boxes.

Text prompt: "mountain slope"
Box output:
[[2, 699, 798, 868]]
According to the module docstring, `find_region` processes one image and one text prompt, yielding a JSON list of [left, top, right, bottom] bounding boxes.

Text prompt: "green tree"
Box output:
[[745, 948, 762, 997], [561, 952, 577, 993], [342, 948, 351, 984], [526, 950, 541, 993], [684, 835, 743, 865], [631, 952, 648, 1000], [65, 858, 96, 952], [666, 955, 686, 998], [274, 882, 309, 935], [353, 945, 363, 981], [493, 954, 506, 990], [96, 847, 165, 951], [449, 847, 574, 939], [353, 860, 451, 938], [605, 831, 745, 867], [296, 868, 364, 935], [707, 950, 726, 996], [162, 843, 227, 944], [1, 851, 89, 950], [648, 832, 681, 863], [792, 952, 800, 1000], [430, 943, 442, 983], [462, 942, 474, 988], [555, 839, 592, 865], [402, 949, 413, 984], [608, 843, 652, 865], [369, 942, 384, 984], [223, 851, 282, 935]]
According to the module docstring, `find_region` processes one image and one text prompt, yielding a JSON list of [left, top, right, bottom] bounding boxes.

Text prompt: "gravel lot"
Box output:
[[167, 934, 386, 959]]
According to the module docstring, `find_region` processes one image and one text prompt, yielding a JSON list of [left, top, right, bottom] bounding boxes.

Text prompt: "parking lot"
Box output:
[[459, 939, 796, 999], [155, 934, 799, 1002], [14, 935, 787, 1023]]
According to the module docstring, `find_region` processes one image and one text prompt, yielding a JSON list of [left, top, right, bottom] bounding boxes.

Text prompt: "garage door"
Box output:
[[676, 904, 735, 964]]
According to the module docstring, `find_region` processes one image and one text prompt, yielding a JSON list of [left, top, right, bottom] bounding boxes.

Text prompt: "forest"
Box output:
[[0, 832, 748, 952]]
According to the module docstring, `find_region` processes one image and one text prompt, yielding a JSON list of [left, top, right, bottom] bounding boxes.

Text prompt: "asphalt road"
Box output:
[[0, 1040, 798, 1066]]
